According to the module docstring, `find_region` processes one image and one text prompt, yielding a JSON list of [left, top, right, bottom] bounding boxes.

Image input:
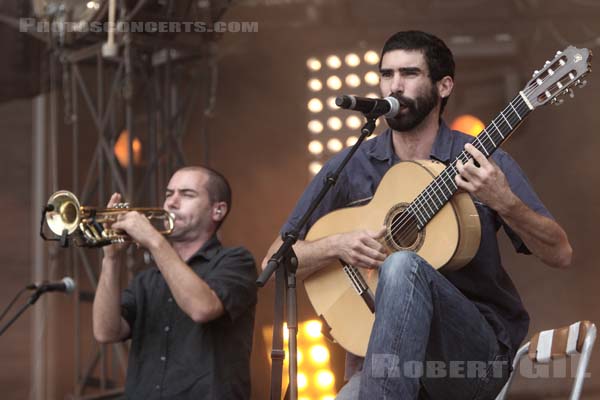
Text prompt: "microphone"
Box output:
[[335, 95, 400, 117], [29, 277, 76, 294]]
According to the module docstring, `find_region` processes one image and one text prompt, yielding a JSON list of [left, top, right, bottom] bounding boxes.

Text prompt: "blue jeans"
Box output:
[[336, 252, 510, 400]]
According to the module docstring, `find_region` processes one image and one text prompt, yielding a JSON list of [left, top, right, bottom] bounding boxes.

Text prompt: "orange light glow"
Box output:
[[450, 114, 485, 137], [114, 130, 142, 167]]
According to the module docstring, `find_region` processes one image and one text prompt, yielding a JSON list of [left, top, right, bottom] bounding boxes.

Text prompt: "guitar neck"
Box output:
[[407, 93, 533, 229]]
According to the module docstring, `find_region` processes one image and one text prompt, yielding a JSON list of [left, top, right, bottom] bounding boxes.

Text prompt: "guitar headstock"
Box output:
[[523, 46, 592, 108]]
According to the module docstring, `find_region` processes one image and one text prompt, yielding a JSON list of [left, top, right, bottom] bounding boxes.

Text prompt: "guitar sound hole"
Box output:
[[390, 211, 419, 248]]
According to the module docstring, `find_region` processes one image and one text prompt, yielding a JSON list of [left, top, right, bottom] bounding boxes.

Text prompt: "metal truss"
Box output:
[[37, 27, 216, 400]]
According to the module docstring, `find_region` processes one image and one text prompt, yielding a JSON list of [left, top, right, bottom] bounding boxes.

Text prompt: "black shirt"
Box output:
[[120, 236, 257, 399]]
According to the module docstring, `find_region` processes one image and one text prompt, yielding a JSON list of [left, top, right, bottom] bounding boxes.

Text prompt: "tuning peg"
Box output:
[[544, 60, 551, 66], [568, 89, 575, 98], [532, 70, 539, 78], [555, 50, 562, 56], [577, 79, 588, 88], [552, 98, 564, 106]]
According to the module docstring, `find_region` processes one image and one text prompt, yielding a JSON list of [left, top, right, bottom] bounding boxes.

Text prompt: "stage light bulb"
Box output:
[[327, 96, 337, 110], [308, 140, 324, 155], [345, 53, 360, 67], [364, 50, 380, 65], [346, 116, 362, 129], [327, 117, 342, 131], [308, 98, 323, 113], [308, 120, 324, 134], [327, 76, 342, 90], [327, 138, 343, 153], [308, 78, 323, 92], [364, 71, 379, 86], [345, 73, 361, 88], [326, 55, 342, 69], [315, 370, 335, 389], [307, 57, 322, 71], [309, 345, 330, 364], [298, 372, 308, 390], [309, 161, 322, 176], [346, 136, 358, 147], [305, 320, 322, 339]]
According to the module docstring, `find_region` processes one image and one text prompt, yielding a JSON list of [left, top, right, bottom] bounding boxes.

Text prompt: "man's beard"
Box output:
[[385, 84, 439, 132]]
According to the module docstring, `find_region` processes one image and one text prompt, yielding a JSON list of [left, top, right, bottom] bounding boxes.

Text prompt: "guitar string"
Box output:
[[388, 105, 524, 246], [384, 95, 527, 246], [382, 76, 563, 248], [386, 72, 578, 247]]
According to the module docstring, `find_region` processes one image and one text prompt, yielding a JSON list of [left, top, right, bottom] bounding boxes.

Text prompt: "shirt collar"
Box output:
[[188, 234, 222, 262], [151, 235, 222, 274], [367, 119, 454, 164], [367, 128, 396, 163], [429, 119, 454, 163]]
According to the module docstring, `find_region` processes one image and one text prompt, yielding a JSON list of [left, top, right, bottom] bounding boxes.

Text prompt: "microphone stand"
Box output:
[[256, 115, 378, 400], [0, 288, 45, 336]]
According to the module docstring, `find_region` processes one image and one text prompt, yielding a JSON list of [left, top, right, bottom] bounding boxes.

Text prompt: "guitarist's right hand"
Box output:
[[334, 227, 387, 270]]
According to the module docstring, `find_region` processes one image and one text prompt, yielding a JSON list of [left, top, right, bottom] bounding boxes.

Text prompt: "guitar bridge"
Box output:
[[342, 262, 375, 314]]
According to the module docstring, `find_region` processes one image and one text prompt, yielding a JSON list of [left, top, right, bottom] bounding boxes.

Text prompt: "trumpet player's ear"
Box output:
[[212, 202, 228, 222]]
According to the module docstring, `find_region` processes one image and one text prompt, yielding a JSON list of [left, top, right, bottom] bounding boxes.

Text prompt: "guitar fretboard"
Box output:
[[407, 94, 532, 229]]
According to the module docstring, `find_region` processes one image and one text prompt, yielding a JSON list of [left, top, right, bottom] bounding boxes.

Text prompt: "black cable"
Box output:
[[0, 285, 35, 323]]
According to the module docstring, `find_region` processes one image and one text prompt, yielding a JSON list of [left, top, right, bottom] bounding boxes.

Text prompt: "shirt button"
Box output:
[[160, 356, 166, 362], [164, 326, 170, 332], [167, 297, 173, 303]]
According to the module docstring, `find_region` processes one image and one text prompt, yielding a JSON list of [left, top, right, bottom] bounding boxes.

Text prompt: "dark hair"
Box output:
[[380, 30, 455, 113], [177, 166, 232, 228]]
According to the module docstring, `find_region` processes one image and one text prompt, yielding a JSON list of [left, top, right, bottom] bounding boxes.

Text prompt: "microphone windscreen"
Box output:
[[335, 95, 353, 109], [62, 277, 76, 294]]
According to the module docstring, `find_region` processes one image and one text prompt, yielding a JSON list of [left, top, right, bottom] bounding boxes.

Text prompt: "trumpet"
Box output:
[[43, 190, 175, 247]]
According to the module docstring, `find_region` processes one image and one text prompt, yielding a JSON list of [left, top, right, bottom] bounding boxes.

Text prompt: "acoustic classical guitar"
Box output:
[[304, 46, 592, 357]]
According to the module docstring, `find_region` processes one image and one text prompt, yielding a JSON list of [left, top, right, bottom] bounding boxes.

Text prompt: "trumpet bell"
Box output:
[[43, 190, 174, 247], [46, 190, 82, 235]]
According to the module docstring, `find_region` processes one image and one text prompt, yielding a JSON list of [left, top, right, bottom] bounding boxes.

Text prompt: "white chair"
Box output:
[[496, 320, 596, 400]]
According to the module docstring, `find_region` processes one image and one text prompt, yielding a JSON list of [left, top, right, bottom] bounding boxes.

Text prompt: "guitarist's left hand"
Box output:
[[454, 143, 518, 214]]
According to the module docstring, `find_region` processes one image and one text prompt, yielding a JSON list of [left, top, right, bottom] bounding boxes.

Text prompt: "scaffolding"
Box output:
[[32, 3, 219, 398]]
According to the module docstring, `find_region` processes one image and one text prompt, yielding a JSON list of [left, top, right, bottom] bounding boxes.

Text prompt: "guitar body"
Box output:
[[304, 160, 481, 356]]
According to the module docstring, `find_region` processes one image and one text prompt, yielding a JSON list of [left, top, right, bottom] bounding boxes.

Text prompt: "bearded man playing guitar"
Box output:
[[263, 31, 573, 399]]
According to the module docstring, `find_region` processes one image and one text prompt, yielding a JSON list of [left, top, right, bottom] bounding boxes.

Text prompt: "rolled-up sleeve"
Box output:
[[495, 149, 554, 254], [204, 247, 258, 322], [120, 273, 140, 333]]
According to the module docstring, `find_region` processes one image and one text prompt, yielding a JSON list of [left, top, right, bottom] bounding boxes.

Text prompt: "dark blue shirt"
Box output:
[[282, 121, 552, 362], [120, 236, 257, 399]]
